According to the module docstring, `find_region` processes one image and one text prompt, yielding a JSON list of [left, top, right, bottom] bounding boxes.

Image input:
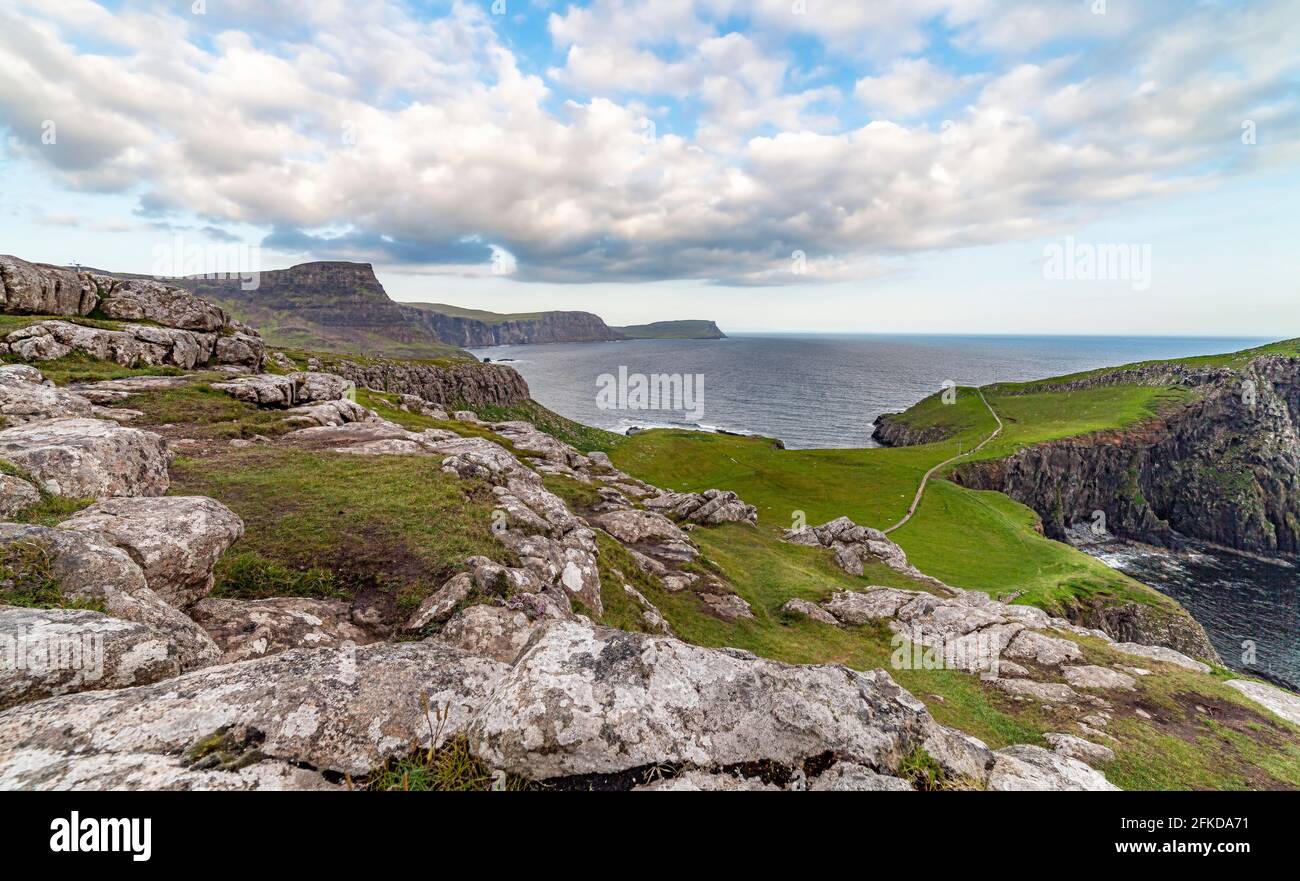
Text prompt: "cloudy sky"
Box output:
[[1, 0, 1297, 335]]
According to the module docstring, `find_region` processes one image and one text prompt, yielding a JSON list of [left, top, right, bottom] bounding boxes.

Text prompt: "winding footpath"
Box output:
[[883, 388, 1003, 535]]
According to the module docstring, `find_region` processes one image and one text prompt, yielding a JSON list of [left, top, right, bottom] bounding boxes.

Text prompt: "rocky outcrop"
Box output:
[[211, 371, 352, 408], [643, 489, 758, 526], [319, 357, 529, 408], [0, 473, 40, 517], [58, 497, 244, 610], [871, 409, 954, 447], [0, 641, 509, 789], [468, 619, 937, 781], [1225, 679, 1300, 726], [0, 418, 171, 499], [0, 525, 219, 671], [986, 744, 1119, 791], [0, 364, 94, 425], [0, 256, 265, 370], [190, 597, 373, 664], [0, 256, 99, 316], [0, 606, 181, 708]]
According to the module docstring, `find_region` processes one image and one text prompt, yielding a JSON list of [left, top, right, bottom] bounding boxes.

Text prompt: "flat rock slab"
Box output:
[[991, 677, 1080, 704], [1062, 665, 1138, 691], [59, 496, 244, 610], [809, 762, 915, 791], [0, 641, 510, 789], [1111, 642, 1211, 674], [1225, 679, 1300, 727], [1004, 629, 1085, 667], [0, 606, 181, 709], [469, 619, 934, 780], [0, 417, 170, 499], [1045, 732, 1116, 765], [190, 597, 373, 664], [987, 744, 1119, 791]]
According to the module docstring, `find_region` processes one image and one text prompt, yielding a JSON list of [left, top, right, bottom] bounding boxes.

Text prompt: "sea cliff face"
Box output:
[[951, 357, 1300, 559], [314, 356, 530, 408], [401, 306, 621, 347]]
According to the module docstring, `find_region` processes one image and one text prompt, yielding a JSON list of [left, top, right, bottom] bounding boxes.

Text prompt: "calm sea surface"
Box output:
[[471, 333, 1297, 681], [471, 334, 1269, 450]]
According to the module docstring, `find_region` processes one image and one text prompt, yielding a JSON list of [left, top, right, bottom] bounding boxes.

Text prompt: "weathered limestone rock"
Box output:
[[1004, 629, 1085, 667], [591, 508, 697, 562], [190, 597, 372, 664], [1045, 732, 1116, 765], [986, 744, 1119, 791], [991, 678, 1081, 704], [59, 496, 244, 609], [212, 371, 349, 408], [0, 418, 170, 498], [809, 763, 915, 792], [1111, 642, 1211, 674], [0, 256, 99, 315], [644, 488, 758, 526], [432, 435, 534, 483], [0, 364, 94, 424], [781, 598, 838, 625], [469, 619, 934, 780], [0, 525, 219, 671], [923, 726, 995, 785], [96, 278, 227, 332], [404, 573, 475, 631], [700, 592, 754, 621], [0, 641, 510, 789], [213, 332, 267, 369], [0, 474, 40, 518], [1061, 665, 1137, 692], [496, 529, 603, 616], [622, 582, 673, 635], [1225, 679, 1300, 726], [435, 604, 537, 665], [2, 320, 218, 369], [0, 606, 181, 708], [823, 588, 919, 624], [283, 399, 373, 428]]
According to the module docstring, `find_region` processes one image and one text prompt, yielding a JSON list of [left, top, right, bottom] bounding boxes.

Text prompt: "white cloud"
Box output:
[[0, 0, 1296, 288]]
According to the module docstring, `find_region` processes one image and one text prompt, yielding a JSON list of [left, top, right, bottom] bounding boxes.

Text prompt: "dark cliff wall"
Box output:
[[951, 357, 1300, 558], [319, 357, 531, 409], [400, 306, 621, 347]]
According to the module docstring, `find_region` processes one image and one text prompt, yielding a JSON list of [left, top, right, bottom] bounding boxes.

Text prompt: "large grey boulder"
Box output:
[[96, 278, 227, 332], [0, 641, 510, 789], [469, 619, 934, 780], [0, 606, 181, 709], [824, 588, 919, 624], [496, 529, 603, 616], [59, 496, 243, 610], [0, 418, 170, 498], [0, 525, 218, 670], [0, 364, 95, 424], [986, 744, 1119, 791], [1044, 732, 1116, 765], [0, 256, 98, 315], [189, 597, 373, 664], [1061, 665, 1137, 692]]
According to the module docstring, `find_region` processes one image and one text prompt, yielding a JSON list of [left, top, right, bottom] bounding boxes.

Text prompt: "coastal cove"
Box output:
[[476, 332, 1298, 684]]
